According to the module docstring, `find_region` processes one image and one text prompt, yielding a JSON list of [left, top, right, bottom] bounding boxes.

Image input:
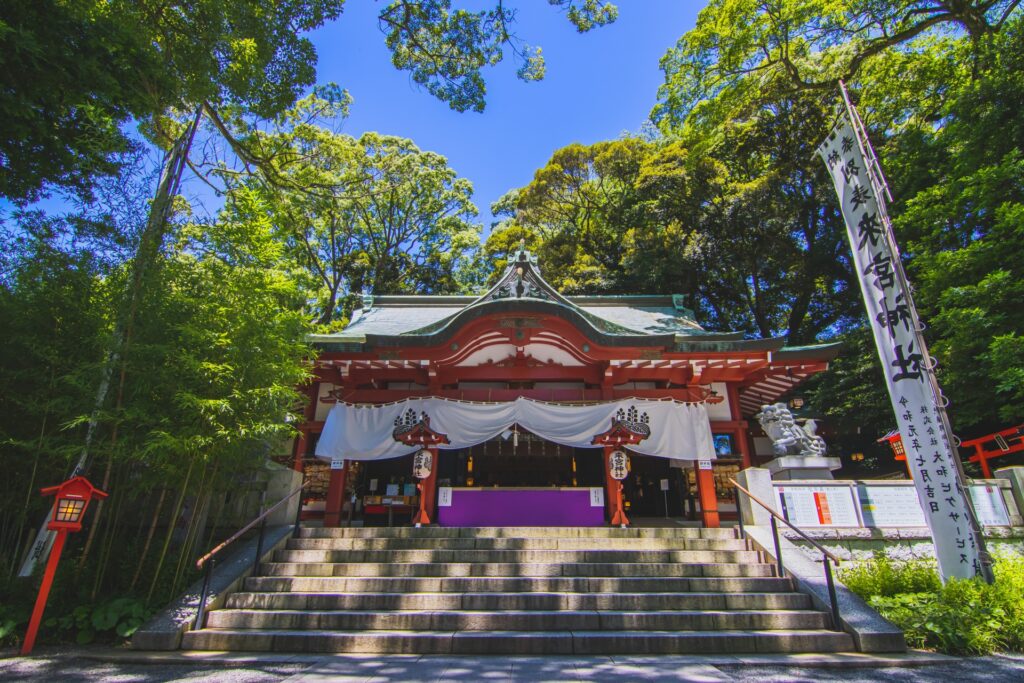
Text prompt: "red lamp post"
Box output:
[[393, 415, 449, 527], [21, 476, 108, 655], [592, 423, 646, 528]]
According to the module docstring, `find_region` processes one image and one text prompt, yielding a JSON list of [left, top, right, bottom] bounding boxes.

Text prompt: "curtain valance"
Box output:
[[314, 397, 715, 462]]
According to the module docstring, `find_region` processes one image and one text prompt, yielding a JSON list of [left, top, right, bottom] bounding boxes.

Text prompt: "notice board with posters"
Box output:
[[775, 485, 861, 527]]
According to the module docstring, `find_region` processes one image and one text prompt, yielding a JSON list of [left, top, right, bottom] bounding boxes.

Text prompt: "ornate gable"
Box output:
[[480, 246, 562, 304]]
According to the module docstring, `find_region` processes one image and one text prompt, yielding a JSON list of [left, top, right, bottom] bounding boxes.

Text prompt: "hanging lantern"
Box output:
[[608, 450, 628, 480], [412, 449, 433, 479]]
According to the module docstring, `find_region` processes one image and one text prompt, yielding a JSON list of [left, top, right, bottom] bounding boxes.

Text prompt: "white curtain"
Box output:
[[315, 396, 716, 462]]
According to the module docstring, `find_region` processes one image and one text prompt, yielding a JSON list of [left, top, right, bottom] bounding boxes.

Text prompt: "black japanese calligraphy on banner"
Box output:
[[817, 118, 985, 582]]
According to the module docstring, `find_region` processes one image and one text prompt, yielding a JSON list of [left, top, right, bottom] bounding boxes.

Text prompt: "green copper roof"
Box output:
[[310, 248, 838, 360]]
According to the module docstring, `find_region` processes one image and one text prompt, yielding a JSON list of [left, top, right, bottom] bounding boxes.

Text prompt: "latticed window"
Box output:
[[55, 498, 85, 522]]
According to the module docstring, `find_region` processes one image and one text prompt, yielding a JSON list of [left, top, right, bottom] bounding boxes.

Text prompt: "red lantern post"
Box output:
[[393, 416, 449, 527], [592, 423, 647, 528], [21, 476, 108, 655]]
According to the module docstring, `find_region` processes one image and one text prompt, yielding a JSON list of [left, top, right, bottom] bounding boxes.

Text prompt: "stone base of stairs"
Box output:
[[179, 526, 872, 655]]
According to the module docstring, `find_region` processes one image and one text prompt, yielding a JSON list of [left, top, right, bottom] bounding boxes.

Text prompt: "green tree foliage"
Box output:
[[380, 0, 617, 113], [654, 0, 1020, 132], [1, 1, 615, 202], [0, 193, 311, 608], [216, 93, 482, 326], [0, 0, 345, 202], [650, 0, 1024, 436], [490, 117, 859, 343]]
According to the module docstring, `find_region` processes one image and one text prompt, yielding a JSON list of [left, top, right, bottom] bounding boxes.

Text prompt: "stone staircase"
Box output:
[[182, 526, 856, 654]]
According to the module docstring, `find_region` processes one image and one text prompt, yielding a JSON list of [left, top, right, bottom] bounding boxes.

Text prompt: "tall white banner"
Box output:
[[817, 112, 986, 581]]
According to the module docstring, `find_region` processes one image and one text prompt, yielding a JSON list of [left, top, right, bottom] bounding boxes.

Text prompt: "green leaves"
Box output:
[[219, 99, 482, 325], [379, 1, 617, 112], [842, 554, 1024, 655], [43, 598, 152, 645]]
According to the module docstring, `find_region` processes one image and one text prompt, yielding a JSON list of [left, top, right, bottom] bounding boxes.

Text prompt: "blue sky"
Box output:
[[5, 3, 701, 231], [306, 1, 700, 230]]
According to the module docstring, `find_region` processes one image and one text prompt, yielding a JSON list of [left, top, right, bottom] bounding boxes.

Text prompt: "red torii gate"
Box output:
[[960, 424, 1024, 478]]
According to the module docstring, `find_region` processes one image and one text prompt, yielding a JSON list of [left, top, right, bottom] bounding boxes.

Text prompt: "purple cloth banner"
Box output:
[[437, 488, 605, 527]]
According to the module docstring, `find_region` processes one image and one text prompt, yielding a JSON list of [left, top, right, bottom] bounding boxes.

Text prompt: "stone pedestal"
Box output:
[[765, 456, 842, 480], [734, 467, 776, 526], [995, 466, 1024, 526]]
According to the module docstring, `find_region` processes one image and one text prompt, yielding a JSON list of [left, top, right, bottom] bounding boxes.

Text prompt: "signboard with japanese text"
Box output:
[[818, 113, 986, 580], [775, 485, 860, 527], [857, 485, 927, 527], [589, 487, 605, 507]]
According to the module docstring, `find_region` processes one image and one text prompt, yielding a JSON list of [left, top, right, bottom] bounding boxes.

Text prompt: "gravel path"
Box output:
[[1, 650, 1023, 682]]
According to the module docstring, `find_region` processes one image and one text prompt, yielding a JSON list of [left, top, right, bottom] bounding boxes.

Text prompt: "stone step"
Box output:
[[258, 562, 776, 580], [225, 591, 814, 612], [272, 548, 763, 564], [284, 537, 752, 551], [243, 574, 785, 594], [182, 628, 854, 654], [204, 608, 831, 632], [253, 565, 770, 589], [298, 527, 739, 540]]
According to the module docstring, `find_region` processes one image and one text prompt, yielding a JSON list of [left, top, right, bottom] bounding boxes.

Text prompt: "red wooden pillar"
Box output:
[[413, 448, 440, 526], [292, 431, 308, 472], [976, 446, 993, 478], [324, 461, 348, 527], [293, 382, 320, 471], [603, 446, 629, 527], [695, 465, 720, 528], [727, 384, 753, 469], [735, 430, 753, 469]]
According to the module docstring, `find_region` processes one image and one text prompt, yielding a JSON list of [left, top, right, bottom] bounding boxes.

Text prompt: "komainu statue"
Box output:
[[757, 403, 827, 457]]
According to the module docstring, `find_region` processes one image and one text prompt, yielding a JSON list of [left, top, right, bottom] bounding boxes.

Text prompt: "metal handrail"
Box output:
[[730, 479, 843, 632], [192, 480, 309, 630]]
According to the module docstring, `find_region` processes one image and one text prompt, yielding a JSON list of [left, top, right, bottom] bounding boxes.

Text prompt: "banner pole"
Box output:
[[837, 81, 993, 583]]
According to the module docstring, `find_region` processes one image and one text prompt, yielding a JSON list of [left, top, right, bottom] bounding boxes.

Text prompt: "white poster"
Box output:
[[775, 485, 860, 527], [818, 115, 985, 580], [968, 486, 1010, 527], [857, 485, 927, 527], [438, 487, 453, 507], [589, 487, 605, 507]]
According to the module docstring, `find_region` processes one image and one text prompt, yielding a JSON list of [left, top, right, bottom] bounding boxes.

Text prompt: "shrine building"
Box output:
[[294, 248, 839, 528]]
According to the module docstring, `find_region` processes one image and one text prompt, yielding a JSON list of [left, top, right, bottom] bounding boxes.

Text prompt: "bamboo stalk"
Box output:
[[130, 487, 166, 592], [147, 457, 195, 604]]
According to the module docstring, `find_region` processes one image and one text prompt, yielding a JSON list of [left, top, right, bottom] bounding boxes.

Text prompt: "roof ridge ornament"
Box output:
[[487, 241, 553, 301]]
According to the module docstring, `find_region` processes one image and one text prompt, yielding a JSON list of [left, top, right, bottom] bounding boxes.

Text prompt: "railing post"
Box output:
[[770, 516, 784, 577], [733, 487, 745, 538], [823, 555, 842, 631], [292, 492, 304, 539], [193, 558, 215, 631], [253, 518, 267, 577]]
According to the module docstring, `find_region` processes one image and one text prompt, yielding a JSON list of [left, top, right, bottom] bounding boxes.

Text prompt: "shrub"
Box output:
[[44, 597, 153, 645], [841, 553, 1024, 655], [839, 554, 941, 597]]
